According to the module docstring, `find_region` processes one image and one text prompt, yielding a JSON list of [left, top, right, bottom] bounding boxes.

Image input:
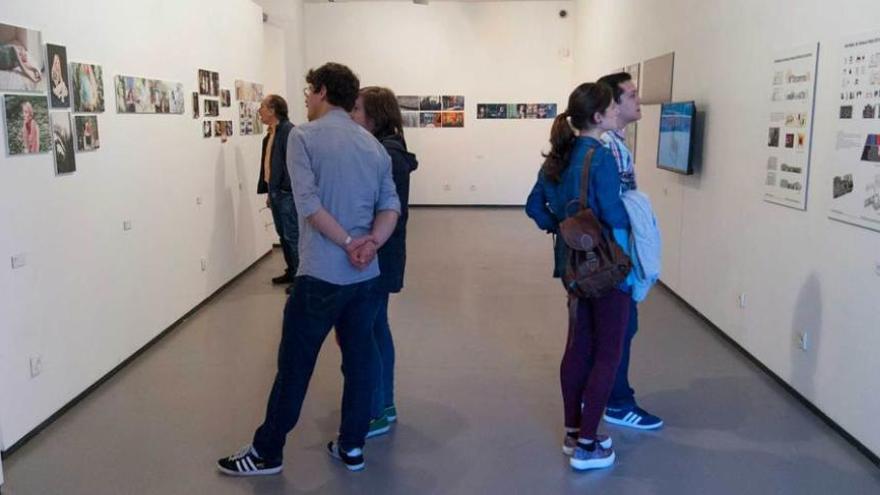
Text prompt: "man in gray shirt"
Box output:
[[218, 63, 400, 476]]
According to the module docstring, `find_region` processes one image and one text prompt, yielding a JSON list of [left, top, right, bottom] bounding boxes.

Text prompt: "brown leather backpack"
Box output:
[[559, 148, 631, 299]]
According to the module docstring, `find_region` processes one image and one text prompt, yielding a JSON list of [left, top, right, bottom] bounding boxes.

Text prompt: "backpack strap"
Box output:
[[578, 147, 595, 210]]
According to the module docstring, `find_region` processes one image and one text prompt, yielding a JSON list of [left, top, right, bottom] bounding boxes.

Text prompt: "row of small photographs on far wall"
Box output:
[[401, 111, 464, 128], [202, 120, 233, 138], [397, 95, 464, 112], [477, 103, 557, 119]]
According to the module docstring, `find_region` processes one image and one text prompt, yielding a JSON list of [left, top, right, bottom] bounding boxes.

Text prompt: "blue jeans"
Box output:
[[253, 276, 379, 459], [370, 291, 395, 419], [607, 304, 638, 409], [269, 190, 299, 276]]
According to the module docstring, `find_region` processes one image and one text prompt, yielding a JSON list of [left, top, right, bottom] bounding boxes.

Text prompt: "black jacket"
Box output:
[[257, 119, 294, 194], [377, 133, 418, 293]]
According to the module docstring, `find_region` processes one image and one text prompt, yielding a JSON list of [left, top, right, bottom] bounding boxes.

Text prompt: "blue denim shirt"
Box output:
[[525, 136, 631, 283], [287, 109, 401, 285]]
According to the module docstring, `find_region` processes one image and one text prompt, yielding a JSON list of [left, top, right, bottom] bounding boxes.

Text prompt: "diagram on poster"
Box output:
[[763, 43, 818, 210], [829, 31, 880, 232]]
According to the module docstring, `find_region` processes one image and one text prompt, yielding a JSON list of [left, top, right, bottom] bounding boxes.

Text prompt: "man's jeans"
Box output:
[[269, 190, 299, 276], [253, 276, 379, 460], [370, 291, 395, 419]]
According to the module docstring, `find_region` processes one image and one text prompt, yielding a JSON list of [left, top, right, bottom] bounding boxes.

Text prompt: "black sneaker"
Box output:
[[326, 441, 365, 471], [271, 273, 292, 285], [217, 445, 282, 476]]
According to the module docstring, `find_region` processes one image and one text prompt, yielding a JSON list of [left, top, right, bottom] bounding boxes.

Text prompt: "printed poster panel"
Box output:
[[764, 43, 819, 210], [829, 31, 880, 232]]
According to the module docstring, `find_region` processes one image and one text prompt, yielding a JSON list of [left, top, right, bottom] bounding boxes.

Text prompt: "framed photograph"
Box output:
[[192, 92, 199, 118], [74, 115, 99, 151], [419, 96, 441, 111], [198, 69, 219, 96], [50, 111, 75, 174], [4, 94, 51, 155], [204, 99, 218, 117], [234, 79, 263, 102], [220, 89, 231, 107], [441, 95, 464, 111], [0, 23, 47, 93], [397, 95, 420, 112], [419, 111, 441, 128], [202, 120, 212, 138], [441, 112, 464, 128], [402, 111, 419, 128], [46, 44, 70, 108], [70, 62, 105, 112]]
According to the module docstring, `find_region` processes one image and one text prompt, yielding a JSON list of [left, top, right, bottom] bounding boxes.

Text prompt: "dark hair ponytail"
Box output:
[[541, 82, 613, 183]]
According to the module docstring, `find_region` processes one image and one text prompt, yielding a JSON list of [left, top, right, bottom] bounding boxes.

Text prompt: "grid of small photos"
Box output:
[[397, 95, 465, 128], [1, 21, 105, 176], [193, 69, 236, 139], [476, 103, 557, 120]]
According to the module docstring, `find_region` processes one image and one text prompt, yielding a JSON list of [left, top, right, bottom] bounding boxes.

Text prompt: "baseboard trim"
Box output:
[[1, 249, 274, 459], [657, 282, 879, 468]]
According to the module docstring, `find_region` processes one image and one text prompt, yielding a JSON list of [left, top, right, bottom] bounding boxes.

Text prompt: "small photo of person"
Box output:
[[50, 111, 75, 175], [0, 22, 47, 93], [74, 115, 100, 152], [203, 120, 212, 138], [442, 95, 464, 111], [221, 89, 231, 107], [419, 95, 441, 111], [419, 111, 441, 128], [441, 111, 464, 128], [46, 43, 69, 108], [192, 92, 199, 119], [71, 62, 105, 113], [4, 94, 51, 155]]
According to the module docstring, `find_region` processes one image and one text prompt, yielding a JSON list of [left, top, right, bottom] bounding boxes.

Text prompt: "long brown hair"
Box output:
[[359, 86, 404, 139], [541, 83, 613, 183]]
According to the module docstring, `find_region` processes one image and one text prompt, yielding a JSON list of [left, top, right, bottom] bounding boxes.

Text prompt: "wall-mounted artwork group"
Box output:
[[398, 95, 465, 128], [476, 103, 557, 120], [115, 75, 184, 114]]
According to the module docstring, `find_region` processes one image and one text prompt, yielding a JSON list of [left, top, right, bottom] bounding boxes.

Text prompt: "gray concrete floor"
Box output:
[[2, 208, 879, 494]]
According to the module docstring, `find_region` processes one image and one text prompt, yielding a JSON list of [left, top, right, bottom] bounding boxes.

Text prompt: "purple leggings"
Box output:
[[560, 289, 631, 439]]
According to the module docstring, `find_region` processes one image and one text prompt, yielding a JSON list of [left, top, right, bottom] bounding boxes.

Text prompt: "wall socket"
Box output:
[[11, 253, 27, 269], [875, 261, 880, 277], [196, 196, 203, 205], [200, 258, 207, 272], [796, 331, 808, 351], [29, 355, 43, 378], [443, 184, 451, 191], [737, 292, 746, 309], [469, 185, 477, 191], [123, 220, 132, 231]]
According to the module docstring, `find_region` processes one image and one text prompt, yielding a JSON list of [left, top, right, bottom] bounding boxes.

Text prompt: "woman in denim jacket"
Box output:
[[525, 82, 633, 471]]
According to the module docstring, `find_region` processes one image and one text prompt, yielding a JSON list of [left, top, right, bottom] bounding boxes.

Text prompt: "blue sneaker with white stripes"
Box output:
[[603, 406, 664, 430], [216, 445, 282, 476]]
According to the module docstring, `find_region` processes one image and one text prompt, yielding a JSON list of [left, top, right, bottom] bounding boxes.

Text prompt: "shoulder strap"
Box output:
[[578, 147, 595, 210]]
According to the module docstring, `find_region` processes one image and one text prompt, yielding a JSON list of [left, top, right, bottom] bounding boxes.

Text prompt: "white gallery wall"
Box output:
[[303, 0, 575, 205], [573, 0, 880, 455], [0, 0, 296, 449]]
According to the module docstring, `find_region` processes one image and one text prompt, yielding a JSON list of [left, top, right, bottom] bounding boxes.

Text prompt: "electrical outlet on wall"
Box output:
[[875, 261, 880, 277], [29, 355, 42, 378], [443, 184, 451, 191], [737, 293, 746, 309], [201, 258, 207, 272], [796, 331, 808, 351], [123, 220, 132, 231], [196, 196, 202, 205], [11, 253, 27, 269]]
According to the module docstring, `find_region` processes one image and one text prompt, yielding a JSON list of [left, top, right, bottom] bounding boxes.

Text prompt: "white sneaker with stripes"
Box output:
[[217, 445, 283, 476]]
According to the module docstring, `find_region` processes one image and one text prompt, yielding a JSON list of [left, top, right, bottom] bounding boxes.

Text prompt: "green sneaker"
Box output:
[[366, 415, 391, 439], [383, 405, 397, 423]]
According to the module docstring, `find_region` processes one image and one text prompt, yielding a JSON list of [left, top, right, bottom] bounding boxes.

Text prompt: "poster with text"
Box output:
[[763, 43, 818, 210], [829, 32, 880, 232]]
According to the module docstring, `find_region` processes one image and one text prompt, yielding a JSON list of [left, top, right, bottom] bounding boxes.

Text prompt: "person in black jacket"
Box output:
[[351, 86, 418, 437], [257, 95, 298, 290]]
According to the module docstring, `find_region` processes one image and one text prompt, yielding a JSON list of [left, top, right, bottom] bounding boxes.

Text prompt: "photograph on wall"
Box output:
[[221, 89, 231, 107], [202, 120, 212, 138], [74, 115, 99, 151], [46, 44, 70, 108], [50, 111, 75, 174], [204, 99, 219, 117], [213, 120, 233, 137], [477, 104, 506, 119], [3, 94, 50, 155], [70, 62, 104, 112], [507, 103, 526, 119], [114, 75, 185, 114], [763, 43, 818, 210], [419, 111, 441, 128], [0, 23, 46, 93], [238, 101, 262, 135], [442, 95, 464, 111], [397, 95, 419, 112], [657, 101, 695, 174], [402, 111, 419, 128], [192, 92, 199, 118], [537, 103, 557, 119], [234, 79, 263, 102], [441, 112, 464, 128], [419, 96, 441, 111], [198, 69, 219, 96], [830, 31, 880, 231]]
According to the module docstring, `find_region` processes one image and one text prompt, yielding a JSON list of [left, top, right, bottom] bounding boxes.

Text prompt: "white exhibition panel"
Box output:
[[0, 0, 287, 448], [303, 0, 576, 205], [574, 0, 880, 455]]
